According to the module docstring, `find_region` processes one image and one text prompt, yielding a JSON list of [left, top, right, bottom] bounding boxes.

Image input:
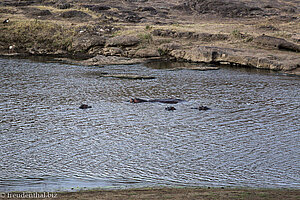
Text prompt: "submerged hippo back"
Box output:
[[148, 99, 184, 104]]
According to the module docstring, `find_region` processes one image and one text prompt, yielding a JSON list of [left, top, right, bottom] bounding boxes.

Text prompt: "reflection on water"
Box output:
[[0, 58, 299, 192]]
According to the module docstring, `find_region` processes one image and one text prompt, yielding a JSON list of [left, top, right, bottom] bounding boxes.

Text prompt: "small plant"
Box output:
[[231, 29, 242, 39], [145, 25, 152, 31], [157, 48, 167, 56]]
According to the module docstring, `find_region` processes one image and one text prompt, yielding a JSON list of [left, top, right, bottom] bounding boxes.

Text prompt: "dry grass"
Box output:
[[0, 19, 76, 52]]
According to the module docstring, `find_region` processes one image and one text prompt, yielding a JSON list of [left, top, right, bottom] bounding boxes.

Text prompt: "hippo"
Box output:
[[130, 98, 148, 103], [165, 106, 176, 111], [130, 98, 184, 104], [79, 104, 92, 109], [191, 106, 210, 111]]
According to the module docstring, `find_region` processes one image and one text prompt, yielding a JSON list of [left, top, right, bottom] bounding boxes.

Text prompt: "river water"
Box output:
[[0, 57, 299, 192]]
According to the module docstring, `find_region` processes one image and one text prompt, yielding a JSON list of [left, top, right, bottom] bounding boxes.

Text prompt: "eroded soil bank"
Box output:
[[0, 0, 299, 75]]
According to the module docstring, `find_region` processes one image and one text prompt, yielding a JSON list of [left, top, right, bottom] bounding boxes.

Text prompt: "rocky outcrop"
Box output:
[[168, 46, 300, 72], [174, 0, 263, 18], [152, 29, 228, 41], [102, 47, 123, 56], [253, 35, 300, 52], [134, 48, 160, 58], [106, 36, 140, 47]]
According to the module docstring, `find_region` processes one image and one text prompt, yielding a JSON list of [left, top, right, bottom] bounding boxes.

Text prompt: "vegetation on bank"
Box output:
[[0, 20, 76, 53]]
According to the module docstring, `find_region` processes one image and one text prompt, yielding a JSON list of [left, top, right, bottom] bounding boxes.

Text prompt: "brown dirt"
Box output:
[[57, 187, 300, 200]]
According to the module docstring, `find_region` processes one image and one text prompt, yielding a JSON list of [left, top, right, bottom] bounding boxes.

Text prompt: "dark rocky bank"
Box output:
[[0, 0, 299, 75]]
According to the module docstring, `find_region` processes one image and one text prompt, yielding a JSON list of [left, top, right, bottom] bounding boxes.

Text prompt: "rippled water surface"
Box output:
[[0, 58, 299, 192]]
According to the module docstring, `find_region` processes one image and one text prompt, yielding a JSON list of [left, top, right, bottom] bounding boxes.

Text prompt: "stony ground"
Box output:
[[0, 0, 299, 74]]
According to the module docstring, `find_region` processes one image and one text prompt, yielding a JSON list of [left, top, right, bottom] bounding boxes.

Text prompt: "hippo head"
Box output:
[[165, 106, 176, 111], [130, 98, 148, 103], [79, 104, 92, 109]]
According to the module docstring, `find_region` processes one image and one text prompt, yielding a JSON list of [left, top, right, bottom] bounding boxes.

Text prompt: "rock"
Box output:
[[80, 55, 145, 65], [57, 3, 72, 9], [138, 6, 157, 14], [195, 33, 229, 41], [158, 43, 180, 53], [253, 35, 300, 52], [134, 48, 160, 58], [106, 36, 140, 47], [82, 5, 111, 12], [31, 9, 52, 16], [291, 34, 300, 43], [258, 25, 279, 31], [152, 29, 228, 41], [102, 47, 123, 56], [60, 10, 91, 19], [72, 35, 107, 53], [152, 29, 177, 37], [124, 13, 142, 23], [168, 46, 300, 72], [174, 0, 263, 18]]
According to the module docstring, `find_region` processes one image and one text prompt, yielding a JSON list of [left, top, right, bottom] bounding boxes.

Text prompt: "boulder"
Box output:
[[72, 35, 107, 53], [253, 35, 300, 52], [106, 36, 140, 47]]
